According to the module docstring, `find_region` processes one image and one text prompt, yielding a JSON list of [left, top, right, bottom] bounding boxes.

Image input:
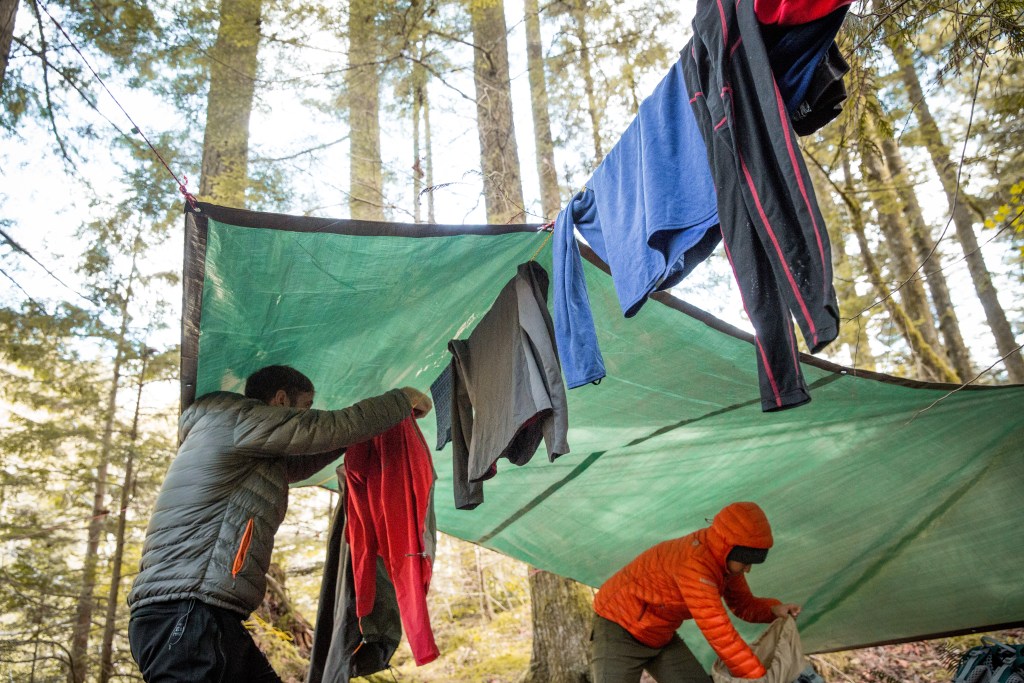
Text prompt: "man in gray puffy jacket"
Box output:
[[127, 365, 432, 682]]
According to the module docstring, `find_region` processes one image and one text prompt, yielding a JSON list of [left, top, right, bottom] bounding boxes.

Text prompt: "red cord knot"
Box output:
[[179, 175, 199, 210]]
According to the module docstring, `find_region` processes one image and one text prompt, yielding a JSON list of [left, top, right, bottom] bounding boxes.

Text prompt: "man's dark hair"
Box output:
[[244, 365, 315, 404]]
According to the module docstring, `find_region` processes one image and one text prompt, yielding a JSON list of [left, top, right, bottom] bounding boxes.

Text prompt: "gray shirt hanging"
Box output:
[[449, 261, 570, 510]]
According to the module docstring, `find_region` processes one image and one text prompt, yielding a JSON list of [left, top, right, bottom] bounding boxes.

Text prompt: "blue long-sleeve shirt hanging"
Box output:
[[553, 57, 721, 389]]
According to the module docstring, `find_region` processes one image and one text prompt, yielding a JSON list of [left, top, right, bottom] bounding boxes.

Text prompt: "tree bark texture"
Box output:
[[806, 160, 877, 371], [257, 563, 314, 658], [843, 153, 957, 381], [571, 1, 603, 165], [469, 0, 525, 224], [475, 545, 494, 621], [891, 40, 1024, 382], [423, 68, 436, 224], [524, 0, 561, 220], [523, 569, 594, 683], [199, 0, 262, 207], [347, 0, 384, 221], [413, 60, 424, 223], [859, 132, 958, 382], [879, 134, 974, 381], [0, 0, 17, 95], [70, 289, 132, 683], [98, 427, 134, 683]]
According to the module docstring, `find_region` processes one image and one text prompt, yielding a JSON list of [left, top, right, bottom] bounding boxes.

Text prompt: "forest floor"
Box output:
[[808, 628, 1024, 683], [355, 603, 1021, 683], [360, 602, 533, 682], [268, 508, 1022, 683]]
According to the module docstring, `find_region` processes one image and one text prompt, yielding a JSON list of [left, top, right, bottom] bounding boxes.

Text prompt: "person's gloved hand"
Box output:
[[771, 603, 802, 619], [400, 387, 433, 418]]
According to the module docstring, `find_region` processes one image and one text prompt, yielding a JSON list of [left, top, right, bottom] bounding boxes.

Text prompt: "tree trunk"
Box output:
[[468, 0, 525, 223], [859, 132, 958, 382], [843, 153, 956, 381], [524, 0, 561, 220], [805, 156, 877, 371], [247, 563, 315, 681], [570, 1, 603, 164], [475, 545, 494, 621], [413, 58, 424, 224], [423, 72, 435, 224], [69, 275, 133, 683], [878, 134, 974, 381], [348, 0, 384, 221], [256, 563, 314, 657], [523, 569, 594, 683], [99, 353, 148, 683], [198, 0, 263, 207], [890, 40, 1024, 382], [0, 0, 17, 95]]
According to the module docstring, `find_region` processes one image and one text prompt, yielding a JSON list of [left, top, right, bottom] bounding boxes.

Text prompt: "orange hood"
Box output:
[[705, 501, 774, 568]]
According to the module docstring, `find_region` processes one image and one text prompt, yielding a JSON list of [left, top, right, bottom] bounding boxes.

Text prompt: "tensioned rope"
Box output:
[[37, 1, 198, 209]]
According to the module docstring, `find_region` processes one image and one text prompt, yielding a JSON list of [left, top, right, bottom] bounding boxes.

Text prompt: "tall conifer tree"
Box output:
[[467, 0, 524, 223], [199, 0, 263, 206]]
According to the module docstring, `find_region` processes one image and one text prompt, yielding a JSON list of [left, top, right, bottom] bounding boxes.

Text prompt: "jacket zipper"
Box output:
[[232, 518, 254, 578]]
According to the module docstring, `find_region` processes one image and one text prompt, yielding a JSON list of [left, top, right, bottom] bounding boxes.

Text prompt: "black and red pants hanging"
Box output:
[[683, 0, 843, 411]]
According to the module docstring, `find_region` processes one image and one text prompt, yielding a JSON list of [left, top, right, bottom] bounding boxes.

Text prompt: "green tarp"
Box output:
[[182, 202, 1024, 662]]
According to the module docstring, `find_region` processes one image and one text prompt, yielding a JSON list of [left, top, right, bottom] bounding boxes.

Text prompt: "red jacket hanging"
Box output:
[[344, 415, 439, 665]]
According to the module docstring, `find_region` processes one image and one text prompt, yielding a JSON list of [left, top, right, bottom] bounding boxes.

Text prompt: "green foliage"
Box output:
[[0, 71, 31, 132], [984, 179, 1024, 267], [867, 0, 1024, 77], [2, 0, 1024, 677], [0, 298, 175, 679], [0, 549, 80, 679], [64, 0, 165, 74], [246, 613, 310, 681], [545, 0, 681, 183], [1, 0, 205, 169], [459, 651, 531, 682]]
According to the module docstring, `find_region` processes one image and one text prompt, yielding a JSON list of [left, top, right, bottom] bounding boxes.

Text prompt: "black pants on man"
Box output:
[[129, 599, 283, 683], [591, 615, 711, 683]]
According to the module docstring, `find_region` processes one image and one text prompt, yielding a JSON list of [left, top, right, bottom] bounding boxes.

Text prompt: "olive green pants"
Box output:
[[591, 615, 712, 683]]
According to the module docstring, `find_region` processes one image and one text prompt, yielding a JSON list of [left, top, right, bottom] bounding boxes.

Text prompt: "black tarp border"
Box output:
[[181, 201, 543, 409]]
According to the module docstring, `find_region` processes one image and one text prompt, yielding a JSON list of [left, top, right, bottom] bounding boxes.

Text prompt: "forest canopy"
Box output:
[[1, 1, 1022, 681]]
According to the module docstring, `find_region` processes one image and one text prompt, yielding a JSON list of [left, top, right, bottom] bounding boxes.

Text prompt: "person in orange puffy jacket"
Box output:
[[591, 501, 801, 682]]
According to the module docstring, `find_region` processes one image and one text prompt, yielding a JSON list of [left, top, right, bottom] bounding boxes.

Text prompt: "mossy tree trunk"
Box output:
[[524, 0, 561, 220], [890, 39, 1024, 382], [468, 0, 525, 223], [98, 351, 150, 683], [199, 0, 263, 207], [859, 129, 958, 382], [569, 0, 603, 164], [878, 134, 974, 381], [843, 152, 958, 381], [522, 569, 594, 683], [0, 0, 17, 95], [412, 55, 425, 224], [423, 71, 436, 224], [348, 0, 384, 221], [69, 268, 135, 683]]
